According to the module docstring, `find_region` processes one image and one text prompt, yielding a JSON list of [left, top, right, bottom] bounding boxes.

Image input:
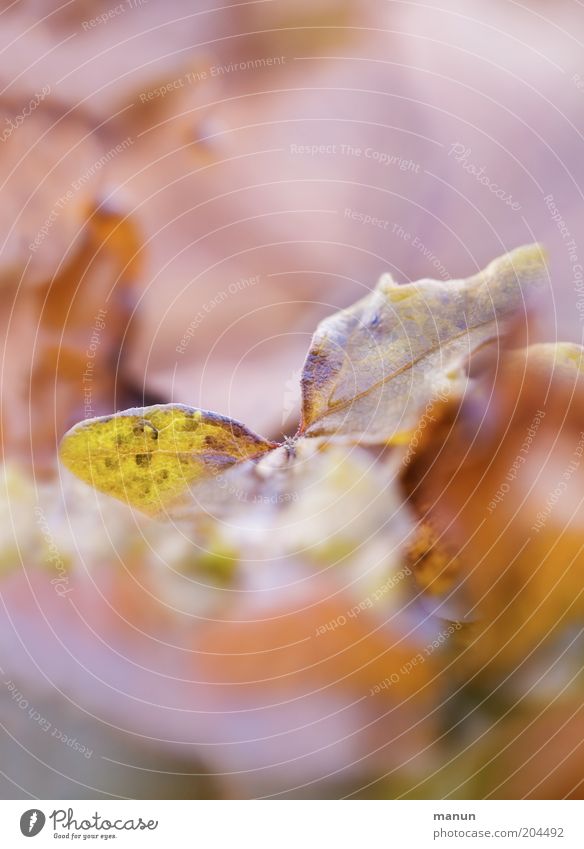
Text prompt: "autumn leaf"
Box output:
[[299, 244, 547, 443], [401, 341, 584, 675], [59, 245, 546, 515], [59, 404, 277, 516], [6, 201, 144, 475]]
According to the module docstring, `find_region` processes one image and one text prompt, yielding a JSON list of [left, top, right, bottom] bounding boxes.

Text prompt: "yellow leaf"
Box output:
[[299, 244, 547, 443], [59, 405, 276, 516]]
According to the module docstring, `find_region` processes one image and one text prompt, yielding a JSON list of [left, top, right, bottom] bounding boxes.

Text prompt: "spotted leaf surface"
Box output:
[[59, 405, 276, 515]]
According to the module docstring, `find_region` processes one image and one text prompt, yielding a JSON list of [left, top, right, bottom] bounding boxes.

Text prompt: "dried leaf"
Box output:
[[401, 341, 584, 675], [9, 202, 143, 475], [59, 404, 276, 516], [299, 244, 547, 443], [60, 246, 547, 517]]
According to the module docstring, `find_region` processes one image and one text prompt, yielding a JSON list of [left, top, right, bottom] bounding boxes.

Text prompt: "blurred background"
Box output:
[[1, 0, 584, 799]]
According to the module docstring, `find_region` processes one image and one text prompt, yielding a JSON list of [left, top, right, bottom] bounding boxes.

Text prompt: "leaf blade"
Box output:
[[59, 404, 277, 515], [300, 244, 548, 443]]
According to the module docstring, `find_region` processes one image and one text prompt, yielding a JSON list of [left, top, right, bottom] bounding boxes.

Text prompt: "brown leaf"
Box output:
[[13, 202, 143, 474]]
